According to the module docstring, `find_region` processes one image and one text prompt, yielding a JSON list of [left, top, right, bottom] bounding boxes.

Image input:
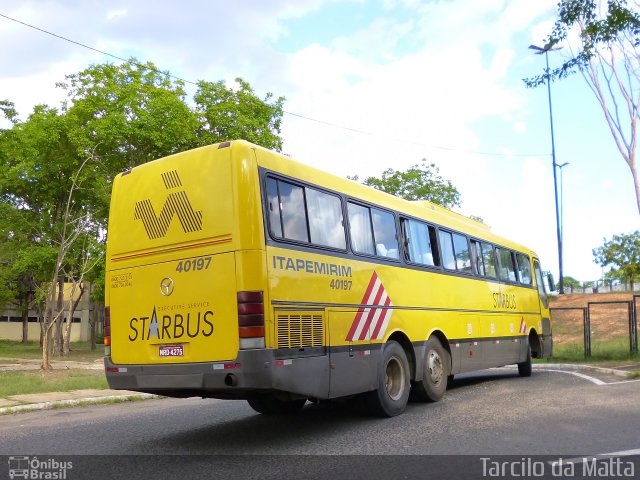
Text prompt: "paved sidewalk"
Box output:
[[0, 389, 157, 415], [0, 356, 158, 415]]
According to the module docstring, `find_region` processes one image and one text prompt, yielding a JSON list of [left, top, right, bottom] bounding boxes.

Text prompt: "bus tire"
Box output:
[[518, 345, 532, 377], [247, 396, 307, 414], [366, 340, 410, 417], [412, 337, 450, 402]]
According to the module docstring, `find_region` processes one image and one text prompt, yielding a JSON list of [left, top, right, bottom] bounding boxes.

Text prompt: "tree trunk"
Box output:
[[21, 297, 29, 343], [54, 276, 64, 356], [630, 160, 640, 216], [63, 282, 83, 356], [90, 307, 97, 352]]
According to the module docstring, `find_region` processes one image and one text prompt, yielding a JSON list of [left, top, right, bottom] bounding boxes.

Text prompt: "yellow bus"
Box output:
[[104, 140, 553, 416]]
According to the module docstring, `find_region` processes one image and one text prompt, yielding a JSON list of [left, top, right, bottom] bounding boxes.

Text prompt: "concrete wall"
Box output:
[[0, 282, 100, 342]]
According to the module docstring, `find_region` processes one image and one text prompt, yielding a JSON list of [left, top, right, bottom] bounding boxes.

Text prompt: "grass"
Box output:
[[545, 337, 639, 362], [0, 340, 103, 361], [0, 369, 108, 397]]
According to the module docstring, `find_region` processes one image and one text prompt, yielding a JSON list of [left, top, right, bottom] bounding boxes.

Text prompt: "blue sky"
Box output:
[[0, 0, 637, 283]]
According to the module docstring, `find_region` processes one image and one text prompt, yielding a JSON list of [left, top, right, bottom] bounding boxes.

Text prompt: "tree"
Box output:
[[593, 230, 640, 290], [0, 59, 285, 367], [562, 275, 581, 291], [525, 0, 640, 215], [355, 160, 461, 209]]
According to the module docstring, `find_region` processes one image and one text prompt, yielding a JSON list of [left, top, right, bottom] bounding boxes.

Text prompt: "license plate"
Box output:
[[159, 345, 184, 357]]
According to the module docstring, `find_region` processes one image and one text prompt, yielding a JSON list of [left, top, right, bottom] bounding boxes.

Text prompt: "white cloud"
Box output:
[[1, 0, 637, 284], [106, 9, 127, 21]]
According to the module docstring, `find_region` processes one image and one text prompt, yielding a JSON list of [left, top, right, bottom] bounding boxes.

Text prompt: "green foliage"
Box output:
[[194, 77, 284, 151], [0, 370, 108, 397], [593, 230, 640, 288], [525, 0, 640, 87], [0, 340, 102, 361], [360, 160, 461, 209], [0, 58, 285, 330], [562, 275, 581, 289], [0, 100, 18, 124]]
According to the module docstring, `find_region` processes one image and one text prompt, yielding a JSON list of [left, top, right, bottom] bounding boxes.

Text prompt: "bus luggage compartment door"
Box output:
[[109, 252, 239, 365], [327, 309, 377, 398]]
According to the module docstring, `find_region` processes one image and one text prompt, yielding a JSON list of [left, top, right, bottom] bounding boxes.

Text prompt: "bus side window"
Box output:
[[497, 248, 517, 282], [481, 243, 497, 278], [402, 218, 435, 266], [452, 233, 472, 274], [348, 202, 375, 255], [471, 240, 484, 276], [306, 187, 346, 249], [277, 180, 310, 242], [438, 230, 456, 270], [516, 253, 532, 285], [371, 208, 399, 259], [266, 177, 284, 238]]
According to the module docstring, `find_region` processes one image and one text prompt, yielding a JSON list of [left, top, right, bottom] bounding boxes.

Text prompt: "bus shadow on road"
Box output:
[[446, 368, 523, 391], [145, 369, 530, 454]]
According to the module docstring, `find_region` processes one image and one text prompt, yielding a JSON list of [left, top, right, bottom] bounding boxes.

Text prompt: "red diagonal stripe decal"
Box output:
[[346, 272, 393, 342], [371, 295, 392, 339], [346, 272, 379, 341]]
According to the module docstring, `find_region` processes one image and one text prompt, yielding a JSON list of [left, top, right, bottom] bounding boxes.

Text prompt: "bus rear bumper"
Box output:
[[104, 349, 278, 400]]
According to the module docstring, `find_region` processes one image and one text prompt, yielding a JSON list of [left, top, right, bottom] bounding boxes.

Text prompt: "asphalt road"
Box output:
[[1, 366, 639, 479]]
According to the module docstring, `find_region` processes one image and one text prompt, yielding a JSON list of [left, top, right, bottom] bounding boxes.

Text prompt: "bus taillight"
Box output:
[[104, 306, 111, 355], [237, 291, 265, 349]]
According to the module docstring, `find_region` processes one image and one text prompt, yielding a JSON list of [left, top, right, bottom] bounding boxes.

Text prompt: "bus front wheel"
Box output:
[[412, 336, 450, 402], [366, 340, 410, 417], [518, 344, 532, 377], [247, 395, 307, 414]]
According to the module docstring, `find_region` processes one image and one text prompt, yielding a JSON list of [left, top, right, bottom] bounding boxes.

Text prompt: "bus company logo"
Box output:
[[128, 306, 214, 342], [160, 277, 174, 296], [346, 271, 393, 341], [8, 456, 73, 479], [134, 170, 203, 240]]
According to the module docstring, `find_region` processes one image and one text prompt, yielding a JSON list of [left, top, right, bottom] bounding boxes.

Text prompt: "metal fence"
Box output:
[[550, 295, 639, 358]]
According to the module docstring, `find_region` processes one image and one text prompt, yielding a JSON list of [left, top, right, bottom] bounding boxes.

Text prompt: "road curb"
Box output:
[[0, 393, 158, 416], [533, 363, 632, 378]]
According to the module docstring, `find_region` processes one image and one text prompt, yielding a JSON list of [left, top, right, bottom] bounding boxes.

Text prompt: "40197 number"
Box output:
[[330, 279, 352, 290], [176, 256, 211, 273]]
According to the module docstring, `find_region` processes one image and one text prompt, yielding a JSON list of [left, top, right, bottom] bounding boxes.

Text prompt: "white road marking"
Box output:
[[549, 448, 640, 466], [540, 368, 640, 386], [541, 369, 606, 385]]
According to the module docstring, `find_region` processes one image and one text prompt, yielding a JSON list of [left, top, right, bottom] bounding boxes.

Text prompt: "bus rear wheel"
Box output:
[[366, 340, 410, 417], [412, 336, 450, 402], [247, 395, 307, 414]]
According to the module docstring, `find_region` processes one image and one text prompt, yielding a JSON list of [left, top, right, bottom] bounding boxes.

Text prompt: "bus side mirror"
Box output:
[[546, 272, 556, 292]]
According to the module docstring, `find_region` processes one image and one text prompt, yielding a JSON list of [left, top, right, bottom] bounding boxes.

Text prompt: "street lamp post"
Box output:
[[530, 43, 564, 294], [557, 161, 569, 276]]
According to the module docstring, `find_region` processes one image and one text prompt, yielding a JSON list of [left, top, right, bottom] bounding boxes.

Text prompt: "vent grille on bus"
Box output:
[[277, 313, 324, 349]]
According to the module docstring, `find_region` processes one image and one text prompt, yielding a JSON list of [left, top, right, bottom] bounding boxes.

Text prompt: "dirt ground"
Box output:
[[549, 293, 638, 345]]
